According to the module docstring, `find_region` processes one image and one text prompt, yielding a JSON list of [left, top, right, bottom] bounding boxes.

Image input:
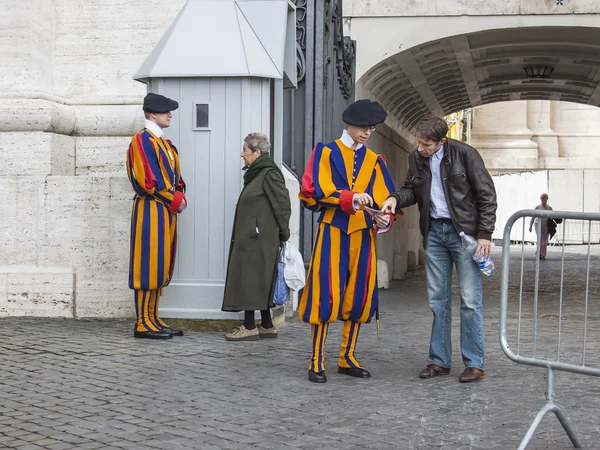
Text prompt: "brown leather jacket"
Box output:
[[390, 138, 497, 243]]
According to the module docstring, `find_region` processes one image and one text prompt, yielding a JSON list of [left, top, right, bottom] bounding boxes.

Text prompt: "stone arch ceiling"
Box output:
[[361, 26, 600, 131]]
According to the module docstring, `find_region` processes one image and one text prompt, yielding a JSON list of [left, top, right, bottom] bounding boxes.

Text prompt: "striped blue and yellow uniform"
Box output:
[[126, 128, 186, 333], [299, 138, 398, 372]]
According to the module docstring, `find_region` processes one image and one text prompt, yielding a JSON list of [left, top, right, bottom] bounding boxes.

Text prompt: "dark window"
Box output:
[[195, 104, 209, 128]]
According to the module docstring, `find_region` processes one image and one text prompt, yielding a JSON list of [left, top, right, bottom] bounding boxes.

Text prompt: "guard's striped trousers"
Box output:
[[309, 321, 362, 373], [129, 196, 178, 291], [134, 289, 170, 332], [299, 223, 378, 324], [129, 196, 178, 333]]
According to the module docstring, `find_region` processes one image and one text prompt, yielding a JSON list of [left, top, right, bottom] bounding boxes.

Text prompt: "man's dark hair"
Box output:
[[415, 115, 449, 142]]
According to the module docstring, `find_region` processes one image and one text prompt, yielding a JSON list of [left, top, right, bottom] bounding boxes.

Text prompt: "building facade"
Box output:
[[2, 0, 600, 318]]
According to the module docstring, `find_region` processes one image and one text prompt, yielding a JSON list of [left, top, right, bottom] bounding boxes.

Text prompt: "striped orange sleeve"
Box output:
[[128, 133, 182, 210]]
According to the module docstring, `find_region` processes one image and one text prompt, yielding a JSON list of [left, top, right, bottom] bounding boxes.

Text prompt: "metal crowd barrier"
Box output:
[[499, 209, 600, 449]]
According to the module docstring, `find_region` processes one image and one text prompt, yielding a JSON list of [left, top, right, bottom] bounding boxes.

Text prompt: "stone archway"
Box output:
[[349, 25, 600, 174], [352, 24, 600, 280], [358, 25, 600, 139]]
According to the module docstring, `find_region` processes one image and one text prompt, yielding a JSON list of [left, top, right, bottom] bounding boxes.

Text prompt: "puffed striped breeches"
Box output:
[[299, 223, 378, 324], [129, 196, 178, 332], [300, 223, 378, 372]]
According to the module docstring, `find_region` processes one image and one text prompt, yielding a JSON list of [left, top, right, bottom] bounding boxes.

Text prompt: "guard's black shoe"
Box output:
[[133, 330, 173, 339], [338, 366, 371, 378], [165, 328, 184, 337], [308, 370, 327, 383]]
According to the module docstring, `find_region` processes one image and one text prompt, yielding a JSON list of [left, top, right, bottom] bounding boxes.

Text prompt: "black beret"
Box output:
[[142, 93, 179, 113], [342, 99, 387, 126]]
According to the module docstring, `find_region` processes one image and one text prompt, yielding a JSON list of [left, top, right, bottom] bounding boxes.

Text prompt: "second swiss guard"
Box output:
[[298, 99, 401, 382], [126, 93, 187, 340]]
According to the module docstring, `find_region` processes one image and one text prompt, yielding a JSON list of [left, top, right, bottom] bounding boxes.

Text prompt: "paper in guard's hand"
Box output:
[[359, 205, 385, 216]]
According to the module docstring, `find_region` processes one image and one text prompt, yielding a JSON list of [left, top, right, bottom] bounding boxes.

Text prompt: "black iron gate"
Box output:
[[282, 0, 356, 260]]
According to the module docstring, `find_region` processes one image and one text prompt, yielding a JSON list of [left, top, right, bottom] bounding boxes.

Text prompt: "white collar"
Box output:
[[144, 119, 164, 138], [432, 143, 445, 160], [340, 129, 364, 150]]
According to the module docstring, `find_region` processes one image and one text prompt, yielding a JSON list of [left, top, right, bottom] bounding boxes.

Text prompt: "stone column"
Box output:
[[470, 100, 538, 172], [0, 0, 75, 135], [527, 100, 559, 159], [0, 0, 76, 317], [550, 102, 600, 160], [0, 0, 53, 94]]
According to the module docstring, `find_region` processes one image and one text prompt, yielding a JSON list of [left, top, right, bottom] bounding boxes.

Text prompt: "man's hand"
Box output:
[[373, 213, 390, 229], [381, 197, 397, 214], [354, 193, 373, 207], [475, 238, 492, 260], [177, 198, 187, 214]]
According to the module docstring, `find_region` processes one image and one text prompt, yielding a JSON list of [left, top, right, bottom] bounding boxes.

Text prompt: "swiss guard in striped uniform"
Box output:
[[126, 93, 187, 340], [299, 99, 400, 383]]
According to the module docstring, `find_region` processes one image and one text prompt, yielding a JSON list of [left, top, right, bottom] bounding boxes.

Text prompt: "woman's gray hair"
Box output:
[[244, 132, 270, 156]]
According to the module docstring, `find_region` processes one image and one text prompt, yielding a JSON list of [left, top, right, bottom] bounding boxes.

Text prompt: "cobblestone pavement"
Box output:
[[1, 245, 600, 450]]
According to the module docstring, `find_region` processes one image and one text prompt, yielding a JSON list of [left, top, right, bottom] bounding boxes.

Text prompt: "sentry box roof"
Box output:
[[134, 0, 292, 81]]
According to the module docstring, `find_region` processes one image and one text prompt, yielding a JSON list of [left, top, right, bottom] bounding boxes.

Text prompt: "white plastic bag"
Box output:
[[283, 242, 306, 291]]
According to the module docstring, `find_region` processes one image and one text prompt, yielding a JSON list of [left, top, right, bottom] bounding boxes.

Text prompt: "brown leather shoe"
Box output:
[[418, 364, 451, 379], [459, 367, 484, 382]]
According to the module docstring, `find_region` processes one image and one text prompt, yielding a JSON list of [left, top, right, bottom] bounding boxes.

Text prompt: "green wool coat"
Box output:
[[221, 155, 292, 312]]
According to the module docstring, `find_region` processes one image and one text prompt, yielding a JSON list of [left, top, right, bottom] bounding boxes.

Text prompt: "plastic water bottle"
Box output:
[[459, 231, 495, 276]]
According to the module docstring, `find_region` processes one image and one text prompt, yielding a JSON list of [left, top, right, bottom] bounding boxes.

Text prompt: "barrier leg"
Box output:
[[518, 403, 554, 450], [518, 368, 582, 449], [553, 405, 582, 449]]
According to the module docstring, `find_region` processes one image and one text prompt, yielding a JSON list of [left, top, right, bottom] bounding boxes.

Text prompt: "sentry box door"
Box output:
[[150, 77, 271, 318]]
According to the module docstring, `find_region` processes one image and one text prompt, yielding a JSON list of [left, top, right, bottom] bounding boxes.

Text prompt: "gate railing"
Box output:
[[499, 209, 600, 449]]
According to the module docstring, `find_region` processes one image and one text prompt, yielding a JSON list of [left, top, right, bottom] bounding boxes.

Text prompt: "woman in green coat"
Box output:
[[222, 132, 291, 341]]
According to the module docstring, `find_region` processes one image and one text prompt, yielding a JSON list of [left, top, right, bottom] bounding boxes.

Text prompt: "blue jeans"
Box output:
[[424, 220, 484, 370]]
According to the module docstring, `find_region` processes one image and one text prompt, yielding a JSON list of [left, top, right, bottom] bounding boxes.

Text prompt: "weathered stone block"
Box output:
[[0, 174, 134, 318], [0, 100, 75, 134], [0, 273, 6, 316], [73, 106, 143, 137], [0, 1, 53, 90], [0, 267, 74, 317], [38, 176, 132, 272], [75, 136, 130, 175], [53, 0, 184, 101], [0, 132, 74, 176], [0, 176, 46, 266], [74, 271, 132, 319]]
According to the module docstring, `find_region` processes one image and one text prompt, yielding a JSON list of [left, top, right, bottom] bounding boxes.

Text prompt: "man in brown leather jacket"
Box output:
[[382, 115, 497, 383]]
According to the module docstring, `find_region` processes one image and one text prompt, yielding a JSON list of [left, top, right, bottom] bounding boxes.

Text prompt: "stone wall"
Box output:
[[343, 0, 600, 16], [0, 0, 307, 319]]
